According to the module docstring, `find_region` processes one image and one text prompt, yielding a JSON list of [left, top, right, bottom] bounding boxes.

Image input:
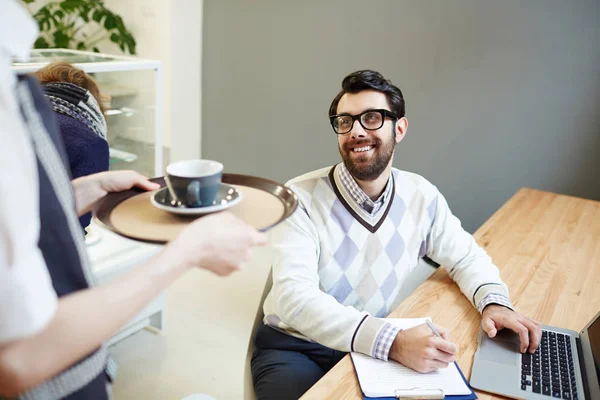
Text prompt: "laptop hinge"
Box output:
[[575, 336, 591, 399]]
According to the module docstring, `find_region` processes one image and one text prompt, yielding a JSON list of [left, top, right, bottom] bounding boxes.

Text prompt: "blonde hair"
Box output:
[[34, 62, 106, 114]]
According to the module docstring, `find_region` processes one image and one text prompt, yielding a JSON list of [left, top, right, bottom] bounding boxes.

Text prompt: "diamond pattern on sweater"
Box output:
[[318, 255, 344, 293], [387, 194, 406, 227], [403, 192, 427, 252], [334, 236, 359, 271], [308, 168, 442, 318], [322, 176, 333, 190], [380, 270, 398, 301], [428, 196, 438, 222], [313, 177, 339, 211], [385, 230, 405, 266], [364, 290, 386, 315], [407, 190, 426, 224], [374, 216, 397, 248], [370, 253, 394, 288], [363, 234, 383, 269], [330, 198, 355, 233], [329, 275, 353, 303], [375, 305, 388, 318], [356, 271, 379, 305]]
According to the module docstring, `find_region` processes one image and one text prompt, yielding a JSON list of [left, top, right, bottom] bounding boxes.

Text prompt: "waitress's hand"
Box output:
[[95, 170, 159, 194], [166, 212, 268, 276], [72, 170, 159, 216]]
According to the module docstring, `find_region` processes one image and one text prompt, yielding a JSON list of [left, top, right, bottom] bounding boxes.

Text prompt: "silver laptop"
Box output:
[[470, 311, 600, 399]]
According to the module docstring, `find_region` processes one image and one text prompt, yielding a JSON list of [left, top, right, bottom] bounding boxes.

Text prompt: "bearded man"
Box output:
[[250, 70, 541, 400]]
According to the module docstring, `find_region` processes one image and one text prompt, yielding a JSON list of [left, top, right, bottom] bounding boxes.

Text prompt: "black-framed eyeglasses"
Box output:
[[329, 109, 398, 135]]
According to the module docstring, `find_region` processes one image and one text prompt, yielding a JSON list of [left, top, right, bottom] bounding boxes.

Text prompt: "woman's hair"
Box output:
[[34, 62, 106, 113]]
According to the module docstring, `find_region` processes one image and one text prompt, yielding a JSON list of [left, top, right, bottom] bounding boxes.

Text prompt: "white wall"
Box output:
[[169, 0, 203, 162], [102, 0, 202, 161]]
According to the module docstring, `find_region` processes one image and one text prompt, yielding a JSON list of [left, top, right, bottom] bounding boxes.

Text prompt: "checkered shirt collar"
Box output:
[[337, 163, 393, 215]]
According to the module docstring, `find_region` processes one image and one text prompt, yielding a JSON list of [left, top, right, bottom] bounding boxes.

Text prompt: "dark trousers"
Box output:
[[62, 371, 108, 400], [251, 324, 346, 400]]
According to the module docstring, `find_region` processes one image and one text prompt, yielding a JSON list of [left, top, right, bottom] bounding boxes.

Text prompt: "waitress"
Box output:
[[0, 2, 266, 399]]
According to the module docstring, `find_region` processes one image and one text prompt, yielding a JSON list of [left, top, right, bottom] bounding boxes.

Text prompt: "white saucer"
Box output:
[[150, 183, 242, 216]]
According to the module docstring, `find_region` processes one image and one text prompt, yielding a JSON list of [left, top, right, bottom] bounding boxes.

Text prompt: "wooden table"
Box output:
[[301, 188, 600, 400]]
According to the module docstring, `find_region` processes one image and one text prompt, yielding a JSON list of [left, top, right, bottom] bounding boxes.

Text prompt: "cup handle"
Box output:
[[187, 181, 202, 207]]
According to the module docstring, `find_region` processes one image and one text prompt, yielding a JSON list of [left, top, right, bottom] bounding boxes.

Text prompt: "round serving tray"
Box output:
[[93, 173, 298, 244]]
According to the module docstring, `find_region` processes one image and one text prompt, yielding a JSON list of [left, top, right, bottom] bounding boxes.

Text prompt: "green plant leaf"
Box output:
[[92, 10, 103, 23], [49, 9, 63, 26], [115, 15, 126, 34], [33, 0, 137, 56], [125, 35, 136, 55], [60, 0, 86, 12], [104, 14, 116, 30], [79, 3, 92, 23], [38, 19, 48, 31], [35, 7, 53, 31], [93, 47, 100, 53], [53, 30, 70, 48], [34, 37, 50, 49], [22, 0, 35, 4]]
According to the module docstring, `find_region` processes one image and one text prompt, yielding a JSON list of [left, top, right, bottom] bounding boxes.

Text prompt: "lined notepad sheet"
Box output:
[[350, 318, 471, 397]]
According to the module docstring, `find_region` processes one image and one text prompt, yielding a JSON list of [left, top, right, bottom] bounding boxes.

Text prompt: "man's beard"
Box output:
[[339, 131, 395, 181]]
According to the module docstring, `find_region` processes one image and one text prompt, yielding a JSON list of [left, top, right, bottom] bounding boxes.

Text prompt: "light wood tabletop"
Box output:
[[301, 188, 600, 400]]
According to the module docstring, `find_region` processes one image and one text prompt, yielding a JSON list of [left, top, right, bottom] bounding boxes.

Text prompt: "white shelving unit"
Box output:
[[12, 48, 164, 177], [86, 223, 165, 346]]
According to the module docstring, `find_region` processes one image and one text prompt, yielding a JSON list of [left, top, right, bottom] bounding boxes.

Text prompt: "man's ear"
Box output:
[[395, 117, 408, 144]]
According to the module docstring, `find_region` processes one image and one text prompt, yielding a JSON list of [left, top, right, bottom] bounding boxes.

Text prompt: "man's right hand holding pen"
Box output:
[[388, 320, 459, 373]]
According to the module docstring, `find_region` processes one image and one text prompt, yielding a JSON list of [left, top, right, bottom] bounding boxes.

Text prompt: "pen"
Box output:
[[426, 319, 442, 338]]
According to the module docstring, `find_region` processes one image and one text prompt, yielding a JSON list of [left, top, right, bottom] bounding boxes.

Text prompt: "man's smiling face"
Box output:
[[336, 90, 400, 181]]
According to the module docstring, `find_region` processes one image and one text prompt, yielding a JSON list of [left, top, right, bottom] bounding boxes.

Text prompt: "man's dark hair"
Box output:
[[328, 70, 405, 118]]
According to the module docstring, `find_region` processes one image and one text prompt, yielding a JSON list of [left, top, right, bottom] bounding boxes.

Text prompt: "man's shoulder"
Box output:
[[286, 165, 333, 189], [283, 166, 338, 215], [391, 168, 439, 196]]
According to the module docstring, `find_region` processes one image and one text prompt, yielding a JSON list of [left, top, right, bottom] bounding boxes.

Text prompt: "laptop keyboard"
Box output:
[[521, 330, 578, 399]]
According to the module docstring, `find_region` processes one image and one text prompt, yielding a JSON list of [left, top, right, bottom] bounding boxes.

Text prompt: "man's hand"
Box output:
[[388, 323, 458, 373], [481, 305, 542, 354], [72, 170, 160, 216], [166, 212, 268, 276]]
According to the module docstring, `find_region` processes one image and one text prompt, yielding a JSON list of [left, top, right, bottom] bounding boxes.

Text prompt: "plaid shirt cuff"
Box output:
[[372, 322, 402, 361], [477, 292, 514, 314]]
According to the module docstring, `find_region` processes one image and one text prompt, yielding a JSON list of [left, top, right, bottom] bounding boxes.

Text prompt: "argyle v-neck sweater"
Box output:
[[262, 164, 511, 359]]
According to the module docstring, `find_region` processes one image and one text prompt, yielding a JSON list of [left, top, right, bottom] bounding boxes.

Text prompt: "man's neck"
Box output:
[[353, 163, 393, 200]]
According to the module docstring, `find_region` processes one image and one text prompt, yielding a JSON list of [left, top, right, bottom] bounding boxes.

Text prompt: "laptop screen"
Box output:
[[588, 314, 600, 384]]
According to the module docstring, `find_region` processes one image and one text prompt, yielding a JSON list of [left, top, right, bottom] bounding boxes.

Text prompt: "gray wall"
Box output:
[[202, 0, 600, 232]]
